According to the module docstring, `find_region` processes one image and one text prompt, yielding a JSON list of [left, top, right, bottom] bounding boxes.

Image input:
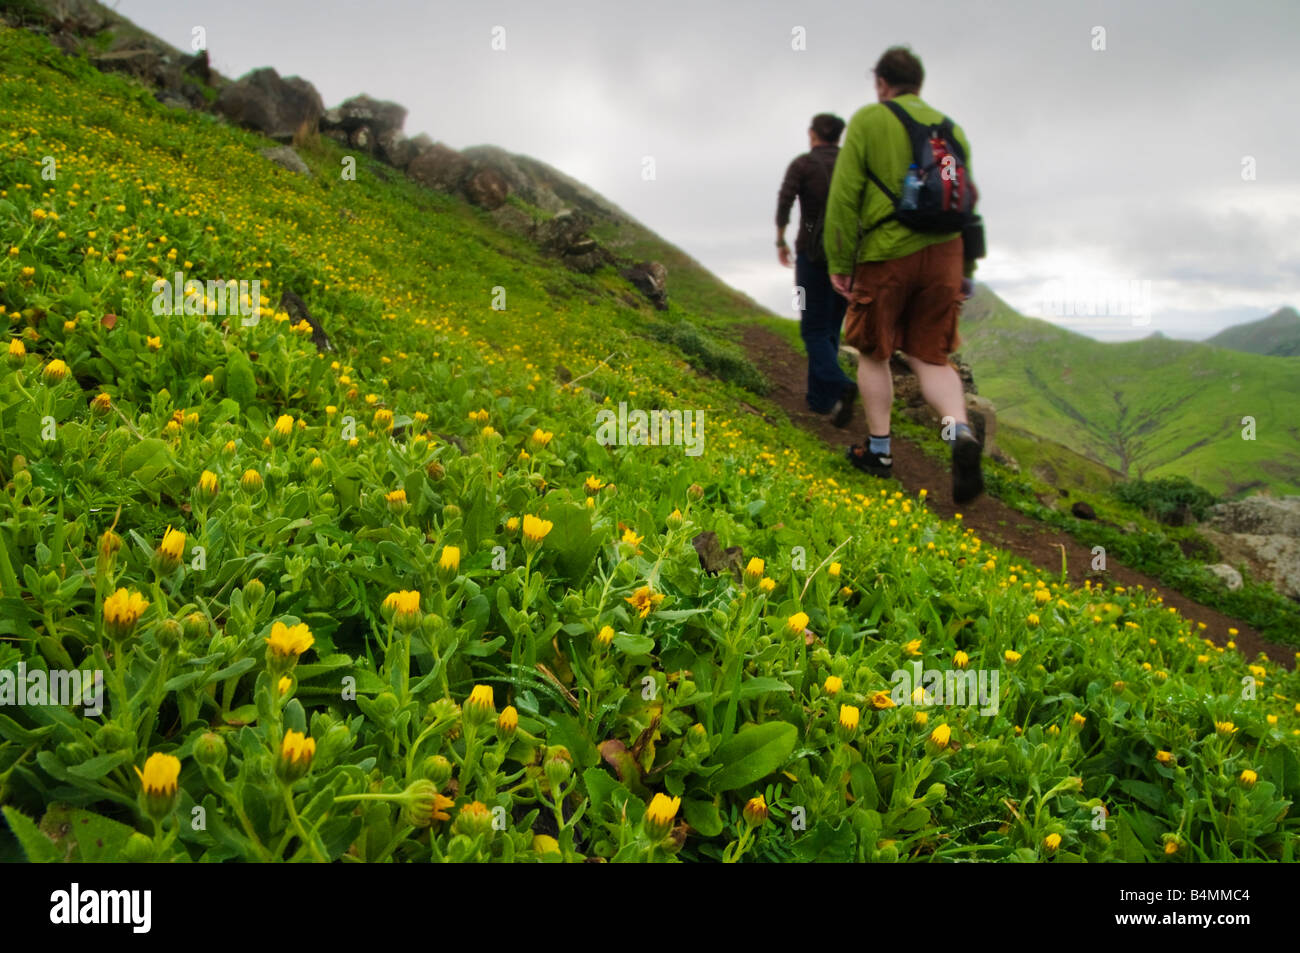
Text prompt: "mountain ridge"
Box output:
[[1204, 306, 1300, 357], [957, 286, 1300, 497]]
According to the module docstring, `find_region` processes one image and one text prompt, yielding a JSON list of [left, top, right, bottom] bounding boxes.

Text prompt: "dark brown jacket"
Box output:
[[776, 144, 839, 258]]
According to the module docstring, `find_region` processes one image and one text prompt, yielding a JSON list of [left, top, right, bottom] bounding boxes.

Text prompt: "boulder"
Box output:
[[489, 204, 536, 239], [1206, 496, 1300, 537], [183, 49, 211, 84], [1206, 563, 1244, 591], [349, 125, 374, 151], [376, 130, 417, 169], [460, 145, 564, 212], [39, 0, 107, 35], [155, 89, 194, 111], [1201, 496, 1300, 601], [215, 68, 324, 142], [534, 209, 589, 254], [621, 260, 668, 309], [49, 32, 81, 56], [92, 47, 162, 82], [260, 145, 311, 176], [333, 94, 407, 138], [528, 210, 613, 273], [949, 351, 978, 395], [406, 133, 435, 157], [1071, 501, 1097, 520], [463, 166, 510, 210], [407, 142, 471, 192]]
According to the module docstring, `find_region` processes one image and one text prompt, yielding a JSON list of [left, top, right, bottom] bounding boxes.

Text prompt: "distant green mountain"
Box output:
[[1204, 307, 1300, 357], [956, 287, 1300, 498]]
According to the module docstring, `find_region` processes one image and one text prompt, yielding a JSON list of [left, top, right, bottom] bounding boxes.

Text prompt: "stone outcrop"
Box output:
[[463, 167, 510, 210], [216, 68, 324, 142], [1206, 563, 1244, 591], [622, 261, 669, 310], [407, 143, 472, 192], [1201, 496, 1300, 600], [19, 3, 665, 310], [260, 145, 311, 176]]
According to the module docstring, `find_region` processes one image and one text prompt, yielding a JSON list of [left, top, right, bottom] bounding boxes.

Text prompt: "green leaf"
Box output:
[[39, 805, 138, 862], [546, 713, 600, 769], [582, 767, 622, 816], [0, 712, 55, 745], [120, 437, 171, 479], [706, 721, 798, 793], [612, 634, 654, 656], [65, 750, 133, 780], [894, 806, 931, 831], [538, 501, 601, 581], [2, 806, 63, 862], [225, 350, 257, 408], [1116, 778, 1165, 811], [717, 676, 792, 703], [683, 798, 724, 837], [461, 635, 506, 657], [791, 817, 855, 862]]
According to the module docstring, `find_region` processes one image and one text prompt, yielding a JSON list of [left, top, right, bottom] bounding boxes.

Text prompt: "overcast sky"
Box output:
[[119, 0, 1300, 342]]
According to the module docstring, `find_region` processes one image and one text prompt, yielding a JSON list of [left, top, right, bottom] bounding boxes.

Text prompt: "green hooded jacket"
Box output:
[[823, 93, 972, 275]]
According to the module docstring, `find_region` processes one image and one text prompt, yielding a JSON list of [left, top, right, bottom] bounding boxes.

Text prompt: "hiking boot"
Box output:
[[952, 431, 984, 504], [830, 384, 857, 429], [847, 443, 892, 478]]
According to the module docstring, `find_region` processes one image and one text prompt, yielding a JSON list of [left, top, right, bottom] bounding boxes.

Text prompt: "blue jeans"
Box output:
[[796, 252, 854, 413]]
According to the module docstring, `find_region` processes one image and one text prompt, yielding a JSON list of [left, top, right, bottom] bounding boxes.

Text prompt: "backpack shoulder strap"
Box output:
[[884, 99, 968, 164], [881, 98, 919, 133], [937, 117, 967, 163]]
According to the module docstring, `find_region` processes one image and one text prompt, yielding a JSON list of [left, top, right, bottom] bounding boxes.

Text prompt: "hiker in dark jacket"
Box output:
[[776, 113, 858, 427]]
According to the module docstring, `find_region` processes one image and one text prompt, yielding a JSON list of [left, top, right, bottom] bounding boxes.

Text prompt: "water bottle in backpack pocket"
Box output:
[[900, 164, 922, 211], [863, 100, 979, 236]]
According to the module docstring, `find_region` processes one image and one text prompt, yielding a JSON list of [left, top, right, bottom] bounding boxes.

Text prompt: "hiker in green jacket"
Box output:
[[823, 46, 984, 504]]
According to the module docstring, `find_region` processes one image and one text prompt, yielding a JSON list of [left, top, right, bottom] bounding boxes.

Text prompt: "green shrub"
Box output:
[[643, 320, 770, 395], [1112, 476, 1219, 524]]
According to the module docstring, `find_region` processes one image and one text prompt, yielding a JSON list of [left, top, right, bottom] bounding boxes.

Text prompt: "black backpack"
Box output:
[[863, 100, 979, 237]]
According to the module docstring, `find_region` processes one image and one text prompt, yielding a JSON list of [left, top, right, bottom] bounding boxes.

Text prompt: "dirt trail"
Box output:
[[741, 323, 1295, 668]]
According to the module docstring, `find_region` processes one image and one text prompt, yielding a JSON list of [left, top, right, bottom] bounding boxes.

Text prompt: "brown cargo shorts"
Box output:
[[842, 237, 964, 365]]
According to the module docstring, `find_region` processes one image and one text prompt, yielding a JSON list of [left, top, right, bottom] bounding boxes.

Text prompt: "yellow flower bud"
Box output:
[[277, 730, 315, 783], [134, 752, 181, 820], [643, 793, 681, 840], [464, 684, 495, 726]]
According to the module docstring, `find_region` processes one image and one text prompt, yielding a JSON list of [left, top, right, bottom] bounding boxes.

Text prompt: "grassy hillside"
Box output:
[[958, 287, 1300, 497], [2, 26, 1299, 864], [1205, 307, 1300, 358], [996, 423, 1126, 496], [460, 144, 778, 330]]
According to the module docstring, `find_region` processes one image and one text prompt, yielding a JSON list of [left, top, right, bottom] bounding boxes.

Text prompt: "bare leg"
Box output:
[[904, 354, 967, 426], [856, 354, 894, 436]]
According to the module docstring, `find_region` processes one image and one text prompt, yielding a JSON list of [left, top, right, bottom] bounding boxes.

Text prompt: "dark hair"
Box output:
[[810, 113, 846, 144], [873, 46, 924, 95]]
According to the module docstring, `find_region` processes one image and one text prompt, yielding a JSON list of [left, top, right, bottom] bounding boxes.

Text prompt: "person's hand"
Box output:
[[830, 274, 852, 298], [777, 244, 792, 268]]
